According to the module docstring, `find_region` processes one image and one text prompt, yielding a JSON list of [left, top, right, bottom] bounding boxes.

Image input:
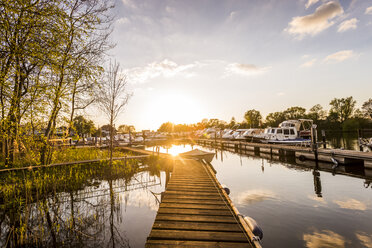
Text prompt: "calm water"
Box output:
[[0, 162, 166, 248], [1, 145, 371, 247], [147, 144, 372, 248]]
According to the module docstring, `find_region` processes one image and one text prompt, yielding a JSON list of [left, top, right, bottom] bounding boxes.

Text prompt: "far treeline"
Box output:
[[158, 97, 372, 133], [0, 1, 130, 167]]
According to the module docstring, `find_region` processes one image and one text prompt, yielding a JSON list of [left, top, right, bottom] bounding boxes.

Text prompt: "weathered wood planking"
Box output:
[[145, 159, 258, 248]]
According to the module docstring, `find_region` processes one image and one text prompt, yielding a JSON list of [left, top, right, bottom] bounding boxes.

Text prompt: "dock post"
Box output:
[[311, 125, 318, 162], [321, 130, 326, 149], [358, 129, 363, 152]]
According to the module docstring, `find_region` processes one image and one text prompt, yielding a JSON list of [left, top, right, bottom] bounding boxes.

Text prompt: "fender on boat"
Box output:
[[221, 184, 230, 195], [243, 216, 263, 240]]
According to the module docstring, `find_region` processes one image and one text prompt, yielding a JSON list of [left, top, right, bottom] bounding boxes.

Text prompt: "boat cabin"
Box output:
[[264, 127, 298, 141]]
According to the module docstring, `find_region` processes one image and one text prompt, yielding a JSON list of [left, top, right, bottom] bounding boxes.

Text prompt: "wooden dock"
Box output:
[[120, 147, 261, 247], [146, 159, 260, 248], [196, 139, 372, 168]]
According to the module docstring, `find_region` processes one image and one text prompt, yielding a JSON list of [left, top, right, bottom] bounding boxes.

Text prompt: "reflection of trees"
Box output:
[[0, 160, 161, 247]]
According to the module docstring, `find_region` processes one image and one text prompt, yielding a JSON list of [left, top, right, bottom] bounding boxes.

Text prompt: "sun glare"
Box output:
[[147, 93, 203, 128]]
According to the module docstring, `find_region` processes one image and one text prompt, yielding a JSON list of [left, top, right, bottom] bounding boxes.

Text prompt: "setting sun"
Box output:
[[146, 92, 204, 128]]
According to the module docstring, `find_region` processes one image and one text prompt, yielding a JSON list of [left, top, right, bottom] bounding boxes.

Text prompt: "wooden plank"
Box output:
[[169, 180, 213, 184], [148, 229, 248, 242], [157, 208, 232, 216], [146, 240, 253, 248], [152, 221, 242, 232], [155, 214, 237, 223], [159, 203, 228, 210], [164, 191, 220, 196], [162, 194, 222, 199], [162, 199, 226, 205], [168, 183, 215, 187], [165, 187, 218, 193]]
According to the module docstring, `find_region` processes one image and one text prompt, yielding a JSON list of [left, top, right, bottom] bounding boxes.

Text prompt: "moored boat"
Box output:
[[179, 149, 215, 163]]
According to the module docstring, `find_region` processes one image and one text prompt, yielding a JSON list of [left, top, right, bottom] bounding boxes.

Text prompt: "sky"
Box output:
[[91, 0, 372, 131]]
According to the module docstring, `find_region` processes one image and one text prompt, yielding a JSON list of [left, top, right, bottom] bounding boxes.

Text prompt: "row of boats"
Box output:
[[198, 119, 315, 145]]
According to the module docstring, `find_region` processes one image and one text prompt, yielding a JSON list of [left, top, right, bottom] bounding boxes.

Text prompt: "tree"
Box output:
[[72, 116, 96, 137], [244, 109, 262, 128], [229, 117, 237, 128], [308, 104, 327, 122], [118, 125, 135, 133], [97, 61, 131, 166], [329, 96, 356, 123], [40, 0, 113, 165], [158, 122, 174, 132], [265, 111, 285, 127], [283, 106, 306, 120], [362, 98, 372, 119]]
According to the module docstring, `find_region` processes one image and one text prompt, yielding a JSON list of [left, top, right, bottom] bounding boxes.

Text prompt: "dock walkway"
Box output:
[[121, 147, 261, 247], [146, 159, 258, 247]]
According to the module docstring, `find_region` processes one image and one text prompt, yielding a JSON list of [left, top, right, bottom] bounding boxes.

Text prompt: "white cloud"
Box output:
[[365, 6, 372, 15], [285, 1, 344, 39], [165, 6, 175, 14], [306, 0, 320, 9], [227, 11, 238, 22], [121, 0, 137, 9], [125, 59, 199, 84], [337, 18, 358, 32], [301, 58, 317, 68], [324, 50, 354, 63], [226, 63, 270, 76], [116, 17, 130, 25]]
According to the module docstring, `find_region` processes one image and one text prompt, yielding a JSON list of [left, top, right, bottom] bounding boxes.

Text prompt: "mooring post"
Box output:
[[214, 130, 217, 147], [311, 125, 318, 162], [321, 130, 326, 149], [358, 129, 363, 152]]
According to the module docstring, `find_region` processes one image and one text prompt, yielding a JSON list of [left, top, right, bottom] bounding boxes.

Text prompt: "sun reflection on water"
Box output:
[[150, 145, 193, 156]]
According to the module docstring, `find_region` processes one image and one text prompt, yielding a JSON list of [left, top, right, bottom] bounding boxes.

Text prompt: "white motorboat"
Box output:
[[241, 129, 264, 141], [179, 149, 215, 163], [232, 129, 250, 140], [279, 119, 313, 139], [359, 138, 372, 152], [222, 129, 235, 139], [257, 127, 311, 144]]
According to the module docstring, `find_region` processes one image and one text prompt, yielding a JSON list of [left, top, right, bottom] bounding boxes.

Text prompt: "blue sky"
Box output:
[[93, 0, 372, 130]]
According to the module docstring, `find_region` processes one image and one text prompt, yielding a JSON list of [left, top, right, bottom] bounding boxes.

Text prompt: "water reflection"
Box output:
[[333, 199, 368, 211], [233, 189, 277, 205], [355, 231, 372, 248], [303, 230, 346, 248], [312, 168, 322, 197], [152, 144, 372, 247], [0, 158, 166, 247]]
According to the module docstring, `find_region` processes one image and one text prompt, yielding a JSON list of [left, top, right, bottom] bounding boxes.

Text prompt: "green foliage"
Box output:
[[283, 106, 307, 119], [244, 109, 262, 128], [265, 112, 285, 127], [118, 124, 135, 133], [329, 96, 356, 123], [72, 115, 97, 137], [362, 98, 372, 119], [308, 104, 327, 122], [0, 0, 114, 167]]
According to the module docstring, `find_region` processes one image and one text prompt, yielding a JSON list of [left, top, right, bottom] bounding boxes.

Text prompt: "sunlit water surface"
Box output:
[[2, 144, 371, 247], [146, 144, 372, 248], [0, 169, 166, 248]]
